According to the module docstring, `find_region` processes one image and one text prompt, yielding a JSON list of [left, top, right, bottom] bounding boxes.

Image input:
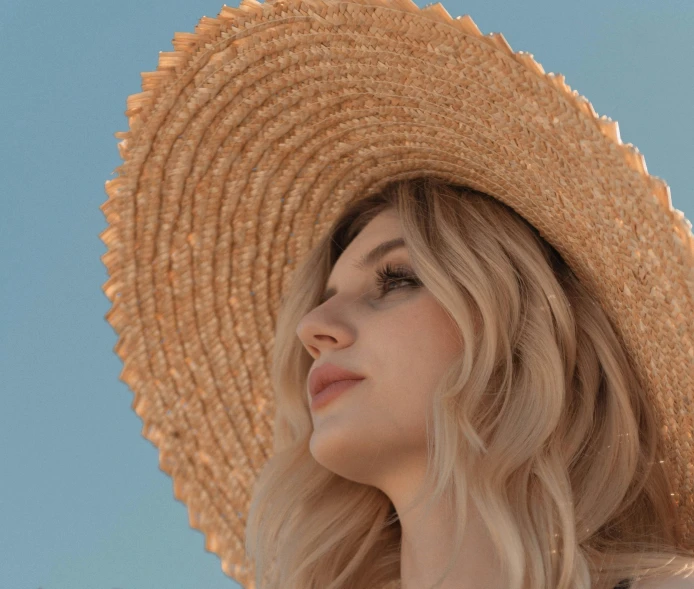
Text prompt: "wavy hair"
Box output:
[[244, 176, 694, 589]]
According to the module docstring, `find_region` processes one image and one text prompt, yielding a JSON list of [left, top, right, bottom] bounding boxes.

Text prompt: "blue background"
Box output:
[[1, 1, 692, 588]]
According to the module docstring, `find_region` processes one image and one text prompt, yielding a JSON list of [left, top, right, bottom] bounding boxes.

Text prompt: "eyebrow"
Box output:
[[320, 238, 407, 302]]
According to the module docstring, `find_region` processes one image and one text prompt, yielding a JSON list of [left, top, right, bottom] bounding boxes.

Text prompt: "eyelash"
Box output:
[[373, 262, 422, 299]]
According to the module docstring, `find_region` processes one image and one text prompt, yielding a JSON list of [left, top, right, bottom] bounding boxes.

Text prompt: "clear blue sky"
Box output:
[[1, 1, 692, 588]]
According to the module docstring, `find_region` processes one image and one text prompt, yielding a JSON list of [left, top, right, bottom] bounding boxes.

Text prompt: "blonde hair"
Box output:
[[244, 176, 694, 589]]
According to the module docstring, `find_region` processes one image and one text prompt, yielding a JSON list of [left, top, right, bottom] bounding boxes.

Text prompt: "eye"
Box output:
[[373, 262, 422, 299]]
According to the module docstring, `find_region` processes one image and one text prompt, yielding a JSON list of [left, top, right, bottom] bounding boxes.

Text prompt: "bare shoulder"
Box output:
[[632, 575, 694, 589]]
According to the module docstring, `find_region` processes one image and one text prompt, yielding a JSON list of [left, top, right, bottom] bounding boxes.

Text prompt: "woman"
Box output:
[[245, 178, 694, 589], [100, 0, 694, 586]]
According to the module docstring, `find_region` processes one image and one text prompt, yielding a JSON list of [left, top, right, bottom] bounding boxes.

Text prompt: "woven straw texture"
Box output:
[[100, 0, 694, 586]]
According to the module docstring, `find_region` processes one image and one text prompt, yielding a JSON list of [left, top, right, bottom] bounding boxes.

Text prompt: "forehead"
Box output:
[[335, 209, 403, 267]]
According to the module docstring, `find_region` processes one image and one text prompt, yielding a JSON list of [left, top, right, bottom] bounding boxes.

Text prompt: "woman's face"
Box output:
[[296, 208, 464, 499]]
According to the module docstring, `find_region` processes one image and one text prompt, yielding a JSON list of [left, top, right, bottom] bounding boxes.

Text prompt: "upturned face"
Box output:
[[296, 208, 463, 493]]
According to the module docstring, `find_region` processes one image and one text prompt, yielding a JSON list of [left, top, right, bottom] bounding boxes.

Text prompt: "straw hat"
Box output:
[[100, 0, 694, 585]]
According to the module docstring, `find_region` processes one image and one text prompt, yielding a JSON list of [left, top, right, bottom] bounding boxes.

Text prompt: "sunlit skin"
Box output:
[[296, 209, 504, 589]]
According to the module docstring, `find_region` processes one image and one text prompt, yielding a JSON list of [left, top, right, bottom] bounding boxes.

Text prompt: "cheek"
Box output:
[[400, 302, 461, 396], [400, 299, 462, 365], [382, 301, 462, 408]]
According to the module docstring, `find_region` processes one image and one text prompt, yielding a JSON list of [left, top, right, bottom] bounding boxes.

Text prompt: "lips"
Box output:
[[308, 362, 365, 398]]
